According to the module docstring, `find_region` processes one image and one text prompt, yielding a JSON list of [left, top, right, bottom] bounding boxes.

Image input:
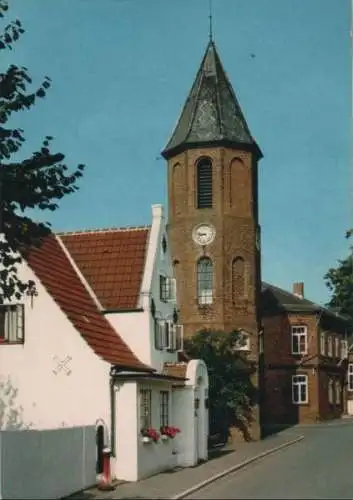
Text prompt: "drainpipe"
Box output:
[[110, 376, 116, 457]]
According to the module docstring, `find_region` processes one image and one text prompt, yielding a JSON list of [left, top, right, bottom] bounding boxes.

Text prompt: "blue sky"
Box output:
[[4, 0, 352, 306]]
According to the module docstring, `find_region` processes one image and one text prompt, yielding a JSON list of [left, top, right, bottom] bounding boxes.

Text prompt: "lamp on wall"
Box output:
[[26, 280, 38, 308]]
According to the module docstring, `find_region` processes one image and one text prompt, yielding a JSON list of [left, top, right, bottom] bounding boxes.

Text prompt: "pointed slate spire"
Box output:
[[162, 41, 262, 159]]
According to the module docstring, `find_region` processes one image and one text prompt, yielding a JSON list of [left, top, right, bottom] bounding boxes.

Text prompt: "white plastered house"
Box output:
[[0, 204, 208, 484]]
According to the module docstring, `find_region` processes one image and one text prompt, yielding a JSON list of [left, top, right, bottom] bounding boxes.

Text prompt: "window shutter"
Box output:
[[170, 322, 177, 351], [154, 319, 161, 350], [160, 321, 166, 349], [175, 325, 184, 352], [16, 305, 24, 341]]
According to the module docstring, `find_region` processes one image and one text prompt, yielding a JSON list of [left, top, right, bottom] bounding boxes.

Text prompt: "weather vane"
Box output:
[[209, 0, 213, 42]]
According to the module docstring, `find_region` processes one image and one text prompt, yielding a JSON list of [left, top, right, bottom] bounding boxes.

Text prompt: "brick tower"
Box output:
[[161, 40, 263, 440]]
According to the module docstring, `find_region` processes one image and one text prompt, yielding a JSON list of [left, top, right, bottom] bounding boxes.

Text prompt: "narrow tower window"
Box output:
[[197, 257, 213, 305], [197, 158, 212, 209]]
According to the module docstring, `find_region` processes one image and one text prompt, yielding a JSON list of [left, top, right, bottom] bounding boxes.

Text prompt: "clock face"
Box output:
[[192, 224, 216, 246]]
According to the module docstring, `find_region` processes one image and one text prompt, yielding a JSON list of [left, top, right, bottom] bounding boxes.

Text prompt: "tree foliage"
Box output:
[[324, 230, 353, 320], [184, 330, 257, 429], [0, 0, 85, 302]]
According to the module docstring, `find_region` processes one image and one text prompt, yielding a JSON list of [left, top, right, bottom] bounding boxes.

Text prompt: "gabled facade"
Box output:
[[262, 281, 352, 426], [61, 204, 183, 372], [0, 234, 149, 432]]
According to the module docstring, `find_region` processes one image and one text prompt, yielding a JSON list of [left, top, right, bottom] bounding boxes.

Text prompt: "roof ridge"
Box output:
[[58, 225, 151, 236], [263, 281, 315, 305]]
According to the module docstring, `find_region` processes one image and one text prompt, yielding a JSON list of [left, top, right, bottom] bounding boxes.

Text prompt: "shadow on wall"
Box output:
[[0, 376, 31, 430]]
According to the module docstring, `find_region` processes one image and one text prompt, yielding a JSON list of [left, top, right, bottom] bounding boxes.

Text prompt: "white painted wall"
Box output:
[[172, 387, 195, 467], [172, 360, 209, 468], [114, 381, 138, 481], [137, 380, 177, 480], [106, 204, 178, 372], [0, 259, 111, 437]]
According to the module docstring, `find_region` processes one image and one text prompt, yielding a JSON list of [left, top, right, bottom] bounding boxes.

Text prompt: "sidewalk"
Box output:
[[67, 428, 303, 500]]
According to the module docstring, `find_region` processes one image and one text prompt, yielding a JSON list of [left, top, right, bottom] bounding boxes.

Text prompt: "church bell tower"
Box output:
[[162, 39, 263, 346], [162, 39, 263, 440]]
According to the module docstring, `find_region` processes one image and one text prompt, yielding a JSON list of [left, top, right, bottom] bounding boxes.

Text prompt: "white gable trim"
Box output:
[[56, 235, 104, 311], [138, 204, 164, 309]]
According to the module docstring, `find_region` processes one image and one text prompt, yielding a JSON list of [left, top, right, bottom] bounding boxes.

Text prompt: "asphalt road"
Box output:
[[185, 422, 353, 499]]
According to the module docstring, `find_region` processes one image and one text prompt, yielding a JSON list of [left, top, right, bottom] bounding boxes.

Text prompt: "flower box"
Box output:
[[140, 427, 160, 443], [161, 434, 169, 441], [160, 426, 181, 439]]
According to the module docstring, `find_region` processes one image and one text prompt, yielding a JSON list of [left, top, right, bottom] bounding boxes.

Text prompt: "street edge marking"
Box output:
[[170, 435, 305, 500]]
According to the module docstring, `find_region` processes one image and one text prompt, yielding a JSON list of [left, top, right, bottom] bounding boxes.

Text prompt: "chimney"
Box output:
[[152, 204, 164, 219], [293, 282, 304, 299]]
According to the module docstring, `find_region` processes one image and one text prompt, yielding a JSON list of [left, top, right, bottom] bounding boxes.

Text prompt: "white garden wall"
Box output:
[[0, 426, 96, 500]]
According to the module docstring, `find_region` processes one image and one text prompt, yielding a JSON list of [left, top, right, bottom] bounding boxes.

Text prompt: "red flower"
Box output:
[[141, 427, 160, 442], [160, 425, 181, 439]]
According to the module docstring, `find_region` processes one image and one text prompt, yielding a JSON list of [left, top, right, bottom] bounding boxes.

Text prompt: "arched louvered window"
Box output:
[[197, 158, 212, 209], [197, 257, 213, 305]]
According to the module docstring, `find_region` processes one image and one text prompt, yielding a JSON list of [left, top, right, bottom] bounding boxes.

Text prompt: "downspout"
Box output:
[[110, 375, 116, 457]]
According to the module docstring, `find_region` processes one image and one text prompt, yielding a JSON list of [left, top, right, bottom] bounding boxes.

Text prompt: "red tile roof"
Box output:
[[24, 234, 152, 371], [60, 227, 150, 311]]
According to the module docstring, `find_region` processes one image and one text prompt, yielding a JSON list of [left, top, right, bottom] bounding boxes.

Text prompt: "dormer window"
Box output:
[[0, 304, 24, 344]]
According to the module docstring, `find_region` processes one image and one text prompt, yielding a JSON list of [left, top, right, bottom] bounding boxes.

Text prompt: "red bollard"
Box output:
[[98, 448, 115, 491]]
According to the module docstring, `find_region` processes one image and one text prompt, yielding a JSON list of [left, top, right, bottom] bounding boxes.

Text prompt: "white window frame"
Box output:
[[292, 374, 308, 404], [328, 378, 334, 404], [291, 325, 307, 355], [320, 332, 326, 356], [0, 304, 24, 343], [341, 340, 348, 360], [160, 390, 169, 427], [139, 388, 152, 431], [154, 320, 184, 352], [348, 364, 353, 392], [327, 336, 333, 357], [159, 275, 176, 303], [334, 337, 340, 358], [335, 379, 341, 405], [197, 258, 213, 306]]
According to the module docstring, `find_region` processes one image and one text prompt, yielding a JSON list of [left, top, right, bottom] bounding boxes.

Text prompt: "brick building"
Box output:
[[161, 39, 263, 439], [262, 281, 352, 425], [161, 37, 352, 436]]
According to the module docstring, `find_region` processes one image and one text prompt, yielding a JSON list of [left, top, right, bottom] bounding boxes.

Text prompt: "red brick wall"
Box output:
[[167, 147, 260, 344], [263, 311, 347, 424]]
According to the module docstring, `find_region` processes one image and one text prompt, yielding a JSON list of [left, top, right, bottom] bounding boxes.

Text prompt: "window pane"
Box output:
[[292, 335, 299, 353], [300, 383, 307, 403], [299, 335, 306, 353], [197, 258, 213, 305], [293, 384, 299, 403]]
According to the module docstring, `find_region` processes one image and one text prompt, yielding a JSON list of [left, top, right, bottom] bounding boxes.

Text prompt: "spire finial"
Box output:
[[208, 0, 213, 42]]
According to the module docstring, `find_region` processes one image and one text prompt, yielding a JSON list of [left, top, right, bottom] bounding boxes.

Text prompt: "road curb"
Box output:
[[170, 435, 304, 500]]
